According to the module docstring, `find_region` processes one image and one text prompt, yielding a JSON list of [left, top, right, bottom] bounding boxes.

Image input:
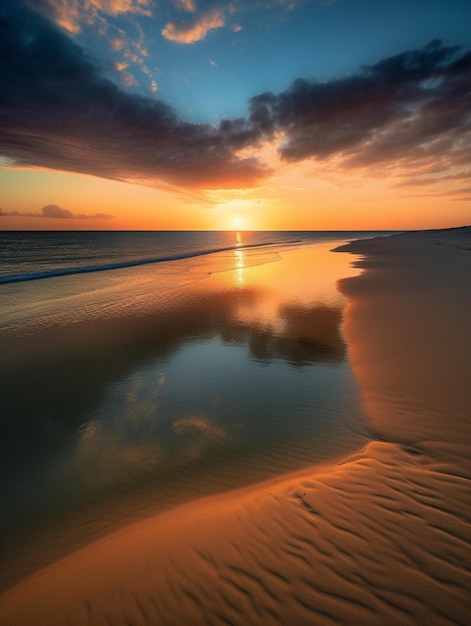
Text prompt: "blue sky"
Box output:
[[63, 0, 471, 122], [1, 0, 470, 230]]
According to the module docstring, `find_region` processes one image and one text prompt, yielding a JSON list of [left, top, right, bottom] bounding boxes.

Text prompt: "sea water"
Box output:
[[0, 230, 380, 283], [0, 230, 386, 588]]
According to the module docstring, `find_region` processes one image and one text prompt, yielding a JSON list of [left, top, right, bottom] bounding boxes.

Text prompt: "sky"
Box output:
[[0, 0, 470, 231]]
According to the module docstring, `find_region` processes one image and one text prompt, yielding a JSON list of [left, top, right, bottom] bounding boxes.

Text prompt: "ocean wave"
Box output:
[[0, 239, 302, 285]]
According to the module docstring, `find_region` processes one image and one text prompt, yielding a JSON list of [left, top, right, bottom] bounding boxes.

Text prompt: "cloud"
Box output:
[[159, 0, 337, 46], [23, 0, 151, 33], [1, 2, 470, 196], [42, 204, 74, 218], [110, 36, 126, 51], [0, 2, 266, 189], [394, 171, 471, 189], [161, 6, 226, 44], [172, 416, 227, 442], [248, 40, 471, 188], [0, 204, 114, 219], [22, 0, 82, 33], [172, 0, 197, 12], [87, 0, 151, 13], [78, 212, 114, 218]]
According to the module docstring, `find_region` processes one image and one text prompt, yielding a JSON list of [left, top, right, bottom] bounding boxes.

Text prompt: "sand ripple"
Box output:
[[0, 440, 470, 625]]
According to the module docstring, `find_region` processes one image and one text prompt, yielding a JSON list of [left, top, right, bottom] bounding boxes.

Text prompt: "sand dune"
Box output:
[[1, 227, 470, 625]]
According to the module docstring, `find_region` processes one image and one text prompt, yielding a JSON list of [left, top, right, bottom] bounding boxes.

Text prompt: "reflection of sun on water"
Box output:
[[235, 249, 245, 286], [235, 231, 245, 286]]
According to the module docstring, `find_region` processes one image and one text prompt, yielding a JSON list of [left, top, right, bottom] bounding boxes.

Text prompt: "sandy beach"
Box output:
[[1, 228, 470, 625]]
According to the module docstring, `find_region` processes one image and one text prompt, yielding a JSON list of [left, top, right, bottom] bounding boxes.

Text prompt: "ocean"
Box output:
[[0, 230, 382, 283], [0, 230, 386, 589]]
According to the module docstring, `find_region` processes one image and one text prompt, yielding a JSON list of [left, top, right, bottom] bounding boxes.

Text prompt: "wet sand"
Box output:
[[1, 228, 470, 625]]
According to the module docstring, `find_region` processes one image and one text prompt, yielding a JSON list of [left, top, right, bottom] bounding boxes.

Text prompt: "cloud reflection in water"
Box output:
[[0, 242, 369, 583]]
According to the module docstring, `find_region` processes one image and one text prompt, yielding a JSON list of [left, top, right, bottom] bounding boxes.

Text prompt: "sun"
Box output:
[[232, 216, 243, 229]]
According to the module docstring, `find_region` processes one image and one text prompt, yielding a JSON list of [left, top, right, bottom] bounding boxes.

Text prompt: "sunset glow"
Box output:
[[1, 1, 470, 230], [1, 3, 470, 616]]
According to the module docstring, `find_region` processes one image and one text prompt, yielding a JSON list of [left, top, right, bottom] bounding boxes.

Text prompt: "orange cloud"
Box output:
[[30, 0, 151, 34], [110, 37, 126, 50], [172, 0, 197, 12], [0, 204, 114, 219], [86, 0, 150, 14], [40, 0, 81, 34], [162, 7, 225, 44]]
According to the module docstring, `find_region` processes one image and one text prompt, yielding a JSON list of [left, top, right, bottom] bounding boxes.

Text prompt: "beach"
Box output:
[[1, 228, 470, 625]]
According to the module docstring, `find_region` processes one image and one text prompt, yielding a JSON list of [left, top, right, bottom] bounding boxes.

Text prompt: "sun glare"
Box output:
[[233, 216, 243, 229]]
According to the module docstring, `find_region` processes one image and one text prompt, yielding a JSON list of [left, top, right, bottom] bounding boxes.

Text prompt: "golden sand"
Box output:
[[1, 228, 470, 625]]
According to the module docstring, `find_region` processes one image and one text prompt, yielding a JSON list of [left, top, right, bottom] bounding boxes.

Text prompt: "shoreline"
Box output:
[[0, 239, 368, 593], [1, 228, 470, 625], [335, 226, 471, 452]]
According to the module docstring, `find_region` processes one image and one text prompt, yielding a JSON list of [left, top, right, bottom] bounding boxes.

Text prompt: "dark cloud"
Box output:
[[0, 204, 114, 219], [1, 1, 470, 194], [393, 170, 471, 199], [248, 40, 471, 183], [0, 1, 266, 189], [42, 204, 74, 218]]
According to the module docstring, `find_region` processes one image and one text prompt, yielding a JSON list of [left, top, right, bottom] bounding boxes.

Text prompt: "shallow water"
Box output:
[[0, 230, 382, 283], [0, 235, 373, 589]]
